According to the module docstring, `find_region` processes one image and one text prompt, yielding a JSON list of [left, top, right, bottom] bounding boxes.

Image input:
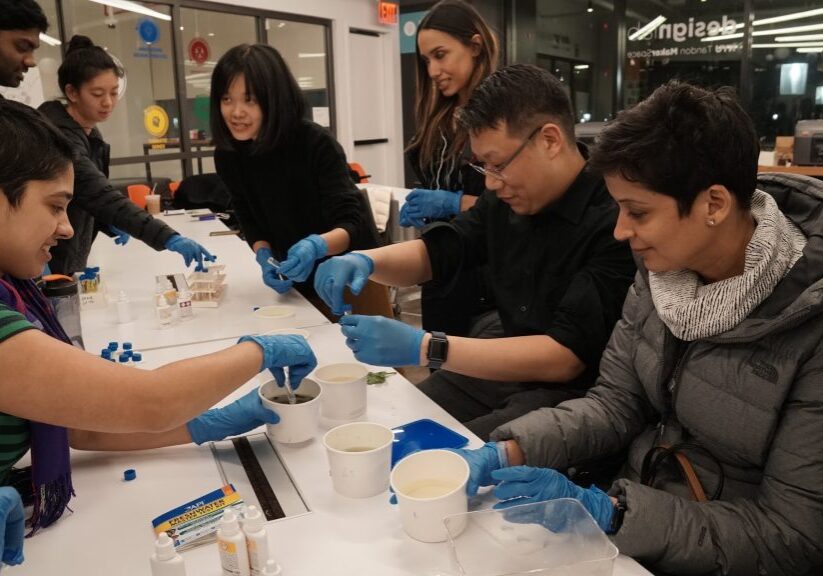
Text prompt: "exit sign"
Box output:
[[378, 1, 399, 25]]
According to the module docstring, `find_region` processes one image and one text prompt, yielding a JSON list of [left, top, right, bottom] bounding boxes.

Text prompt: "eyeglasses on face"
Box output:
[[468, 125, 542, 182]]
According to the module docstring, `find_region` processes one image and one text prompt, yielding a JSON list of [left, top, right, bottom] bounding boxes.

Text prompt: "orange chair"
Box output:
[[348, 162, 370, 184], [127, 184, 151, 209], [168, 181, 180, 198]]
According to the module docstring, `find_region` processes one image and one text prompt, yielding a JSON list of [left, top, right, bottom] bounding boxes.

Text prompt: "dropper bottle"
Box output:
[[150, 532, 187, 576]]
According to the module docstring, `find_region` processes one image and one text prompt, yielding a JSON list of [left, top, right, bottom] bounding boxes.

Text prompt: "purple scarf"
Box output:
[[0, 276, 74, 534]]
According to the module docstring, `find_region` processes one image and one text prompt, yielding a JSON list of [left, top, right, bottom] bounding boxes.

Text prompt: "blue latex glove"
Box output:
[[0, 487, 24, 566], [165, 235, 216, 272], [255, 247, 293, 294], [110, 225, 130, 246], [237, 334, 317, 390], [491, 466, 615, 533], [450, 442, 507, 496], [339, 314, 424, 367], [186, 388, 280, 445], [314, 253, 374, 316], [399, 188, 462, 228], [278, 234, 328, 282]]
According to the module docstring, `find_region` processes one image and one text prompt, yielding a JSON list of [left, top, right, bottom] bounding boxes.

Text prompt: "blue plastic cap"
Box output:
[[119, 353, 130, 363], [123, 342, 133, 350], [132, 353, 142, 362], [123, 469, 136, 481], [108, 342, 118, 350], [101, 350, 111, 359]]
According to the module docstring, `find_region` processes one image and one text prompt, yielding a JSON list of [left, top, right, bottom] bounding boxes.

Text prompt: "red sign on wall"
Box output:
[[378, 1, 399, 25], [188, 37, 210, 66]]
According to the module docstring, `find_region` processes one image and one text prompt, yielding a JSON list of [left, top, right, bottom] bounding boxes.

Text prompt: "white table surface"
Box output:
[[13, 324, 651, 576], [80, 213, 329, 353]]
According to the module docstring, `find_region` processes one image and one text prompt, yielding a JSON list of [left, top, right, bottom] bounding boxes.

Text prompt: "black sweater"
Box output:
[[215, 121, 380, 268]]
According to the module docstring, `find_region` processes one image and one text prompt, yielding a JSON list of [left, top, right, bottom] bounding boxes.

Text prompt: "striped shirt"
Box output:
[[0, 302, 34, 484]]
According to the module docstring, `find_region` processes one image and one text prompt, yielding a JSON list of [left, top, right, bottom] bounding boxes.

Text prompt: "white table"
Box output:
[[14, 325, 652, 576], [80, 213, 329, 353]]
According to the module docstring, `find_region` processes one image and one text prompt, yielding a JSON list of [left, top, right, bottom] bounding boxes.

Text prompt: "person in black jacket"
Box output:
[[211, 44, 380, 310], [38, 36, 214, 275]]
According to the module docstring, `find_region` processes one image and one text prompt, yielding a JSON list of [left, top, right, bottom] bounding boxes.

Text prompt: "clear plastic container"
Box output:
[[444, 499, 617, 576]]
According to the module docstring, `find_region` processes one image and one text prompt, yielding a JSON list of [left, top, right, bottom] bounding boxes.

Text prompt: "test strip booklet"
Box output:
[[152, 484, 245, 550]]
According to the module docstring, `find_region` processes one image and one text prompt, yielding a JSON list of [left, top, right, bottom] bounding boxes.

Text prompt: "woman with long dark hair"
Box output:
[[38, 35, 214, 275], [403, 0, 500, 336], [211, 44, 381, 314]]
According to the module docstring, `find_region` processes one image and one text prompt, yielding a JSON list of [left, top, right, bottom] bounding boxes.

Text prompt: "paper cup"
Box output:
[[315, 363, 369, 422], [390, 449, 470, 543], [322, 422, 394, 498], [258, 377, 321, 444]]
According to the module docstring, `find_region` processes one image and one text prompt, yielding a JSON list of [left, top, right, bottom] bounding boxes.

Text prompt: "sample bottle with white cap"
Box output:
[[150, 532, 187, 576], [242, 506, 270, 576], [217, 508, 250, 576]]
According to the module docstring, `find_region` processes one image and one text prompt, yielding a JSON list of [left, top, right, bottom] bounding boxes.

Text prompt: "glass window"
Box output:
[[750, 1, 823, 148], [624, 0, 744, 107], [267, 18, 332, 128], [62, 1, 177, 160], [180, 8, 257, 144], [536, 0, 616, 122]]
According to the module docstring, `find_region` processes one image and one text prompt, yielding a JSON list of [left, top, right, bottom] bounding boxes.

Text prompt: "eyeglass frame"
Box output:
[[468, 125, 543, 182]]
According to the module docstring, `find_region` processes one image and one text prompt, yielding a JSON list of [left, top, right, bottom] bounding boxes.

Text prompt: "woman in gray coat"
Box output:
[[452, 81, 823, 576]]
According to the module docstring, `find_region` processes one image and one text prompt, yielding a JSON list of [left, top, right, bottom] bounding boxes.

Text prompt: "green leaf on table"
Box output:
[[367, 371, 396, 385]]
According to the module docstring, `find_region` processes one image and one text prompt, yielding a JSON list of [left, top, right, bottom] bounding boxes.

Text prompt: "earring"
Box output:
[[707, 219, 716, 226]]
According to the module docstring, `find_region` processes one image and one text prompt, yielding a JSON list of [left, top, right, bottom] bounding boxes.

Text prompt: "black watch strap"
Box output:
[[608, 494, 627, 534], [426, 331, 448, 369]]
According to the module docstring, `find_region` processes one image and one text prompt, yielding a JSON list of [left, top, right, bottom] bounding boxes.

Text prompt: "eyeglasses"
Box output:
[[468, 125, 542, 182]]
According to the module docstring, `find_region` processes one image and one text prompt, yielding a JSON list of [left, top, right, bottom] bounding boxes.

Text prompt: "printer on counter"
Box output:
[[794, 120, 823, 166]]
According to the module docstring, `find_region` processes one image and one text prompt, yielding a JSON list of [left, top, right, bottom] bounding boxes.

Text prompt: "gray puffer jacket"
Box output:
[[492, 173, 823, 576], [39, 101, 177, 274]]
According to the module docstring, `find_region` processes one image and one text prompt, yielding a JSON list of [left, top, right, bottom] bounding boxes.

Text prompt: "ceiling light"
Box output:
[[87, 0, 171, 21], [701, 32, 743, 41], [628, 15, 667, 41], [39, 32, 61, 46], [797, 47, 823, 53], [574, 64, 590, 70], [587, 1, 593, 14], [775, 33, 823, 42], [752, 42, 823, 48], [753, 7, 823, 27], [298, 53, 326, 58]]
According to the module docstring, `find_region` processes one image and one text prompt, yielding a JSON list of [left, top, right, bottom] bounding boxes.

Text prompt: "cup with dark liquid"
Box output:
[[322, 422, 394, 498], [258, 377, 322, 444]]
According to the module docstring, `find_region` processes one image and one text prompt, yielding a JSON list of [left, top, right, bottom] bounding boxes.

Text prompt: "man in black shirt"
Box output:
[[315, 65, 636, 439]]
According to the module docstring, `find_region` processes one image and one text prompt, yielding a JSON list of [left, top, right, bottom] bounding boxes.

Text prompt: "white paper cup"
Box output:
[[258, 377, 321, 444], [390, 449, 470, 543], [322, 422, 394, 498], [253, 305, 296, 328], [314, 363, 369, 422]]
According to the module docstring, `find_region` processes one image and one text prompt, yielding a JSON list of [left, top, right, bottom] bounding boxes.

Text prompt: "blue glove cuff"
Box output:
[[163, 234, 181, 250], [351, 252, 375, 276], [186, 415, 211, 445], [306, 234, 328, 259], [448, 191, 463, 216], [494, 441, 509, 468]]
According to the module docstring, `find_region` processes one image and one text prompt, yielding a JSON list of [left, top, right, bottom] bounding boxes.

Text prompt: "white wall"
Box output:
[[214, 0, 405, 187]]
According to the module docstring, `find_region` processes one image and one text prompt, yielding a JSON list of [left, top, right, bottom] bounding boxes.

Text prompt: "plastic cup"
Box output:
[[322, 422, 394, 498], [314, 363, 369, 422], [145, 194, 161, 215], [390, 449, 470, 543], [258, 377, 321, 444]]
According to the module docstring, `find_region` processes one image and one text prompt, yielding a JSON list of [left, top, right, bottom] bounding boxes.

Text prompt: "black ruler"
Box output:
[[232, 436, 286, 521]]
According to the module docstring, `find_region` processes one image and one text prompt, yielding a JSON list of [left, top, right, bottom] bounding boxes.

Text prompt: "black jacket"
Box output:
[[215, 120, 380, 295], [38, 101, 176, 274]]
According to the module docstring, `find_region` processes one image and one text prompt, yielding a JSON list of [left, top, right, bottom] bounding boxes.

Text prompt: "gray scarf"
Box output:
[[649, 190, 807, 341]]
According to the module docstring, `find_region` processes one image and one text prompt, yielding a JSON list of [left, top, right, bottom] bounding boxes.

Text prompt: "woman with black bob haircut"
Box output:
[[211, 44, 381, 313], [0, 98, 317, 565], [38, 35, 214, 275]]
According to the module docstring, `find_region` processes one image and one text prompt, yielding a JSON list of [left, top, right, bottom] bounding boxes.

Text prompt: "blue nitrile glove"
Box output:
[[0, 487, 24, 566], [110, 225, 130, 246], [237, 334, 317, 390], [399, 188, 462, 228], [450, 442, 508, 496], [255, 247, 293, 294], [165, 234, 216, 272], [278, 234, 328, 283], [314, 253, 374, 315], [339, 314, 424, 367], [186, 388, 280, 445], [491, 466, 615, 533]]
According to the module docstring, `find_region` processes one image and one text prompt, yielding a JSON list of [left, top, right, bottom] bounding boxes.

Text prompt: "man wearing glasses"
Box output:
[[315, 64, 635, 440]]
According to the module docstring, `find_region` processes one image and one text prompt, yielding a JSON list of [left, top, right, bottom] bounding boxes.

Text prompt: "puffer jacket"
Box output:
[[492, 173, 823, 576], [39, 101, 176, 274]]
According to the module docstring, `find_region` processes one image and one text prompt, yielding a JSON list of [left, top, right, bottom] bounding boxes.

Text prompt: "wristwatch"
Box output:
[[426, 331, 449, 369], [608, 494, 627, 534]]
